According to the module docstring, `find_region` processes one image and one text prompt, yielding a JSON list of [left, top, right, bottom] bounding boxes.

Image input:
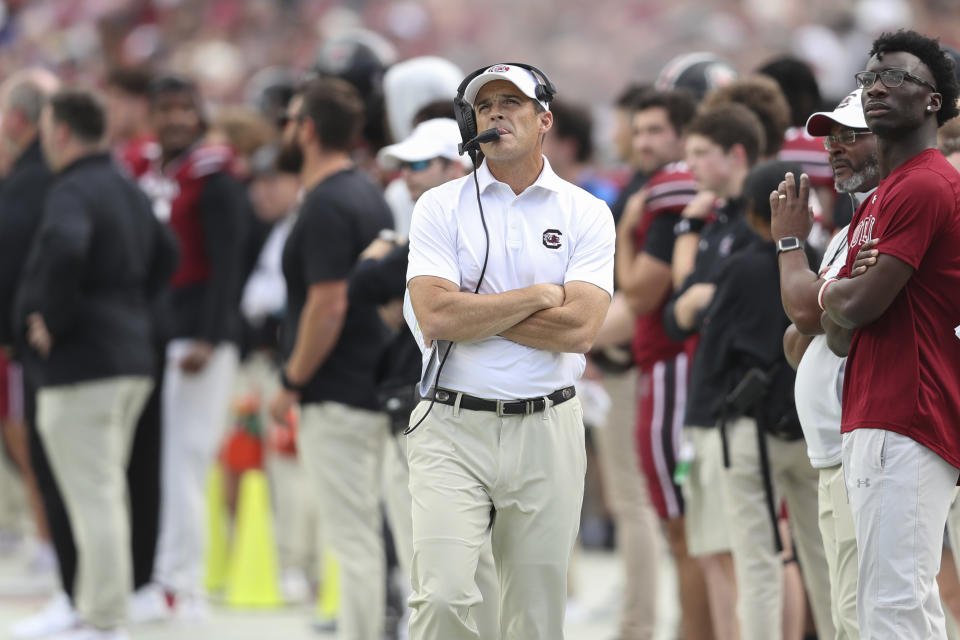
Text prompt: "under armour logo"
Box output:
[[856, 478, 871, 488]]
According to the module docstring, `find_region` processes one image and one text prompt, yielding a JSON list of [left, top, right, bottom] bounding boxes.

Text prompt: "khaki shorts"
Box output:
[[682, 426, 731, 556]]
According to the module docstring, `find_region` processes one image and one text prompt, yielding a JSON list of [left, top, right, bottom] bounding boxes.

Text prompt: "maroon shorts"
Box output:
[[0, 352, 24, 422], [635, 351, 688, 520]]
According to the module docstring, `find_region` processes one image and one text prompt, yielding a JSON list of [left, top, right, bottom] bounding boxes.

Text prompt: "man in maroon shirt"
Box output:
[[792, 29, 960, 638], [129, 75, 249, 619], [613, 89, 715, 640]]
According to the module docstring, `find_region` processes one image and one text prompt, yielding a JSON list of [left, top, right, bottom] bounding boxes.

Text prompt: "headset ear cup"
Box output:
[[453, 95, 477, 146]]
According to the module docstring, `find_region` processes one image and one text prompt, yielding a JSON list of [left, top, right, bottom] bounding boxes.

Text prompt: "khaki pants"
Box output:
[[234, 351, 318, 575], [721, 416, 835, 640], [384, 432, 500, 639], [405, 396, 586, 640], [37, 376, 153, 629], [818, 464, 859, 640], [299, 401, 389, 640], [683, 426, 731, 556], [593, 369, 659, 639], [265, 452, 318, 576]]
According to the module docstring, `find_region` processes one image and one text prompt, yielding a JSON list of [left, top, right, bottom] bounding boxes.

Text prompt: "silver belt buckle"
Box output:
[[525, 400, 535, 415], [496, 399, 505, 417]]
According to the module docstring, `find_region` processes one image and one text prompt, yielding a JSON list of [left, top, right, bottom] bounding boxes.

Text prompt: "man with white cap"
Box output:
[[771, 88, 879, 639], [353, 116, 500, 640], [404, 63, 615, 640], [378, 118, 473, 204]]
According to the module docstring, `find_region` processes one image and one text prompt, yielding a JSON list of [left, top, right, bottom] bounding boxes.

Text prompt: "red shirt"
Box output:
[[630, 162, 697, 370], [114, 134, 160, 178], [838, 149, 960, 467], [128, 143, 235, 289]]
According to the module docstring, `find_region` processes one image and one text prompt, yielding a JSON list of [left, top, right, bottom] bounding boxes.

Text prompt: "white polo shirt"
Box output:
[[406, 157, 615, 399]]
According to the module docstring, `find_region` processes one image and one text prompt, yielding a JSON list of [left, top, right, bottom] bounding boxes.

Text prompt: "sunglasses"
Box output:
[[822, 130, 874, 150], [401, 159, 435, 172], [854, 68, 938, 92]]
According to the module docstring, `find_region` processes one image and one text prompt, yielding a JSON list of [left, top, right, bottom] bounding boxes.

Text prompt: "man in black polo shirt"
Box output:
[[14, 89, 177, 640], [700, 160, 833, 640], [269, 76, 393, 640], [662, 104, 762, 640]]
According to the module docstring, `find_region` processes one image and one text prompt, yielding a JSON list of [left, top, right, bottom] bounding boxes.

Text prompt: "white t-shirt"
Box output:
[[384, 177, 414, 238], [240, 212, 295, 325], [795, 222, 851, 468], [406, 157, 615, 399]]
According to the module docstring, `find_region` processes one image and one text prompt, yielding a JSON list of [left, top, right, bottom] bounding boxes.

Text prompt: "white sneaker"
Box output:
[[171, 593, 209, 622], [128, 583, 172, 624], [49, 624, 129, 640], [564, 597, 592, 625], [9, 591, 77, 638]]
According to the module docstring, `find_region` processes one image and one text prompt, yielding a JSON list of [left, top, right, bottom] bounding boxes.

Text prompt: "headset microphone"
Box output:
[[406, 63, 554, 436], [458, 127, 501, 155]]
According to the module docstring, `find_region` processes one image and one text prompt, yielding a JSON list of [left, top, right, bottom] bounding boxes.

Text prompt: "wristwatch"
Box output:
[[674, 218, 706, 237], [777, 236, 803, 255], [378, 229, 399, 244]]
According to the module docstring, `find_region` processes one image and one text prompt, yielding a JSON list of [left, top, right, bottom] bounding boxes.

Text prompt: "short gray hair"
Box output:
[[2, 69, 59, 126], [6, 81, 48, 125]]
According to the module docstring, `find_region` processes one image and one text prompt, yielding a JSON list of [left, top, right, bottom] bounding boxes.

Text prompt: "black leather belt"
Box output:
[[424, 386, 576, 416]]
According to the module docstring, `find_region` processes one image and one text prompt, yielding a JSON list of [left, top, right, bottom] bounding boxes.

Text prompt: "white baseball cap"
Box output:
[[377, 118, 472, 169], [462, 64, 550, 111], [805, 89, 869, 136]]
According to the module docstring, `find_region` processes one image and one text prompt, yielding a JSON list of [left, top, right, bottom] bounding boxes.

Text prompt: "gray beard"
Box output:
[[835, 159, 880, 194]]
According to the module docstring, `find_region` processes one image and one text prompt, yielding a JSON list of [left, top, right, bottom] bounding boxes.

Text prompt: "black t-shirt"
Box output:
[[0, 141, 53, 350], [610, 169, 649, 225], [694, 238, 797, 433], [642, 213, 681, 263], [661, 198, 758, 427], [281, 168, 393, 409], [14, 153, 178, 387]]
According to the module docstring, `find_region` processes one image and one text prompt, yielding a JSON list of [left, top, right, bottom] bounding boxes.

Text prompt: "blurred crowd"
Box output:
[[0, 3, 960, 640]]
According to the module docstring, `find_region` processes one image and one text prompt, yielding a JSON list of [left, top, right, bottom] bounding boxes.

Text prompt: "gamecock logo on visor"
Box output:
[[542, 229, 563, 249]]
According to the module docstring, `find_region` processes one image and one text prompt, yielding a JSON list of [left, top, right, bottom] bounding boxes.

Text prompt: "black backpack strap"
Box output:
[[756, 408, 784, 553]]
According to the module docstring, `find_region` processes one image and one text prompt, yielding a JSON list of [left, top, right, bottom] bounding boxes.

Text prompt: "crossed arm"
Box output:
[[821, 251, 913, 329], [408, 276, 611, 354], [819, 243, 912, 356]]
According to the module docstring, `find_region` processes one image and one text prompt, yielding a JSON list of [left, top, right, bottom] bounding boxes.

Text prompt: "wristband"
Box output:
[[378, 228, 399, 244], [674, 218, 706, 237], [817, 278, 838, 312], [281, 369, 306, 393]]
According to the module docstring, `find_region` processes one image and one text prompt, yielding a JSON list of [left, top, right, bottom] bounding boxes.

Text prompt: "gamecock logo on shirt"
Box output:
[[542, 229, 563, 249]]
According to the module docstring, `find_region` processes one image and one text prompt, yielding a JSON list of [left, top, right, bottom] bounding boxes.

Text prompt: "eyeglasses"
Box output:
[[401, 159, 435, 172], [822, 130, 873, 150], [854, 68, 938, 92]]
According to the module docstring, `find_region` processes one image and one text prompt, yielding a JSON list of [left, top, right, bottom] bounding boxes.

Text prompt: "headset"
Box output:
[[453, 62, 557, 157], [404, 63, 556, 436]]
